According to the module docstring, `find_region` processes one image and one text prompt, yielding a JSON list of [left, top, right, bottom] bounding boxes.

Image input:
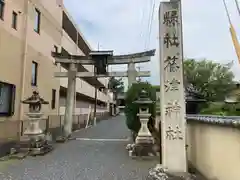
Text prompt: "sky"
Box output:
[[64, 0, 240, 86]]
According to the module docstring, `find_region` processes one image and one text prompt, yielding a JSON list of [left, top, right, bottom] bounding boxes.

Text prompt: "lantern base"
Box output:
[[147, 164, 199, 180], [126, 141, 158, 158], [11, 134, 53, 157], [135, 135, 154, 144]]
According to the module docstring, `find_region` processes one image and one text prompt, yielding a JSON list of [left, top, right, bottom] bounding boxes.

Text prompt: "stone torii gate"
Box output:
[[52, 49, 155, 137]]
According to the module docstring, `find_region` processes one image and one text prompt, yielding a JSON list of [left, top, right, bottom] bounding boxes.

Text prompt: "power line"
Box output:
[[147, 0, 156, 49], [222, 0, 231, 24], [144, 0, 153, 49], [144, 0, 156, 50], [138, 0, 146, 49], [234, 0, 240, 17], [222, 0, 240, 66]]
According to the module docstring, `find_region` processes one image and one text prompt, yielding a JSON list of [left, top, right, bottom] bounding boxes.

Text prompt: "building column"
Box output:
[[128, 62, 137, 88], [63, 63, 77, 137]]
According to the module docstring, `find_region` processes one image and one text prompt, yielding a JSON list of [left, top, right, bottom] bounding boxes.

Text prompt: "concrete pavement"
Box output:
[[0, 115, 158, 180]]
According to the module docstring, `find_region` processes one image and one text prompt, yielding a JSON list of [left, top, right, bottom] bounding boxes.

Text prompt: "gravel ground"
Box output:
[[0, 115, 158, 180]]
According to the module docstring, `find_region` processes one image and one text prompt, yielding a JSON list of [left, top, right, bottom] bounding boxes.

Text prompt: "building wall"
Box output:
[[20, 0, 62, 119], [60, 16, 110, 103], [0, 6, 22, 120], [187, 122, 240, 180], [59, 96, 108, 115], [0, 0, 112, 122], [61, 6, 109, 90], [0, 0, 62, 121]]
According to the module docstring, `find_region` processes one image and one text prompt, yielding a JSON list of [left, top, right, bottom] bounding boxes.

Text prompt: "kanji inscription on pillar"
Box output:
[[166, 125, 183, 140], [163, 10, 179, 27], [164, 32, 179, 48], [165, 100, 181, 117], [159, 1, 187, 172], [165, 78, 181, 92], [164, 54, 180, 72]]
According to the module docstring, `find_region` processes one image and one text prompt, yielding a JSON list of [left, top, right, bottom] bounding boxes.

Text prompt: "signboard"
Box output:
[[159, 1, 187, 172]]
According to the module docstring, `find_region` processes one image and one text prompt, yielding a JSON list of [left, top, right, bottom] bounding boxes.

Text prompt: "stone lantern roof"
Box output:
[[184, 79, 206, 102]]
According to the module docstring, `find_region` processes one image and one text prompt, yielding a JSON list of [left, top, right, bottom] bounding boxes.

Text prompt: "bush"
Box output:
[[200, 102, 224, 115], [124, 82, 156, 134], [200, 102, 240, 116]]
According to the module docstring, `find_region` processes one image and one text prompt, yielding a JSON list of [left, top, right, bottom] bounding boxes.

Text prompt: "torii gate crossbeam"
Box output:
[[54, 71, 151, 78], [52, 49, 155, 65]]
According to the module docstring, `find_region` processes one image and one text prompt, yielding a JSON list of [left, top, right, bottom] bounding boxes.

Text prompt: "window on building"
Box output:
[[0, 0, 5, 20], [54, 45, 58, 53], [53, 45, 58, 65], [31, 61, 38, 86], [51, 89, 56, 109], [0, 81, 16, 117], [12, 11, 18, 30], [34, 8, 41, 33]]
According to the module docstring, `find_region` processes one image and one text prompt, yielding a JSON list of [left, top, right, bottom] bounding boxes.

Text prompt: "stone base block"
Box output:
[[126, 143, 159, 158], [11, 134, 54, 157], [55, 134, 73, 143], [135, 136, 154, 144], [56, 136, 68, 143], [147, 164, 200, 180]]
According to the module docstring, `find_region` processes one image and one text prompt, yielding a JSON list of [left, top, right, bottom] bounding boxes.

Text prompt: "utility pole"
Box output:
[[93, 42, 100, 125], [93, 67, 98, 125], [136, 66, 142, 82]]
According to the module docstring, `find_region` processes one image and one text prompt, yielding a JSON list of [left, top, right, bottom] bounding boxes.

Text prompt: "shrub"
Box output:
[[124, 82, 156, 134], [200, 102, 224, 115], [200, 102, 240, 116]]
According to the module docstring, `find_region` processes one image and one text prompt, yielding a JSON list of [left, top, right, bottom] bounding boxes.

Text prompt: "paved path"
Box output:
[[0, 115, 157, 180]]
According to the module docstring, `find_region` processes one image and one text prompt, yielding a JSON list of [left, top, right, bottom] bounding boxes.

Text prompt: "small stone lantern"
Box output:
[[134, 90, 154, 144], [20, 90, 53, 156]]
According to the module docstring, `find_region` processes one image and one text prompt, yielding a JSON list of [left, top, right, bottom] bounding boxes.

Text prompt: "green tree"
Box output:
[[108, 77, 125, 99], [184, 59, 235, 101], [125, 82, 156, 138]]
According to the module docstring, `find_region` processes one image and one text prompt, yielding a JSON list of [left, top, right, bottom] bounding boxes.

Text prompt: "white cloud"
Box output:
[[64, 0, 240, 86]]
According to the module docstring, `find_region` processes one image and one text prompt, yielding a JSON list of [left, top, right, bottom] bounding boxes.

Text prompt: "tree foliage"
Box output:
[[108, 77, 125, 94], [184, 59, 235, 101], [125, 82, 156, 134]]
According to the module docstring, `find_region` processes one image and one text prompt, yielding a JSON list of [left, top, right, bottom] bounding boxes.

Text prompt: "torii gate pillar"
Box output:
[[127, 62, 137, 88], [64, 63, 77, 137]]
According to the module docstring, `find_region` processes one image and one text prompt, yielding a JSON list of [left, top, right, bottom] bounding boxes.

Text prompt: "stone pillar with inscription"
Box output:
[[148, 1, 196, 179]]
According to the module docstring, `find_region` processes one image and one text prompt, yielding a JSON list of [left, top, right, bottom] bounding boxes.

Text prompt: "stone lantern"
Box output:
[[224, 85, 239, 114], [134, 89, 154, 144], [19, 90, 53, 156]]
